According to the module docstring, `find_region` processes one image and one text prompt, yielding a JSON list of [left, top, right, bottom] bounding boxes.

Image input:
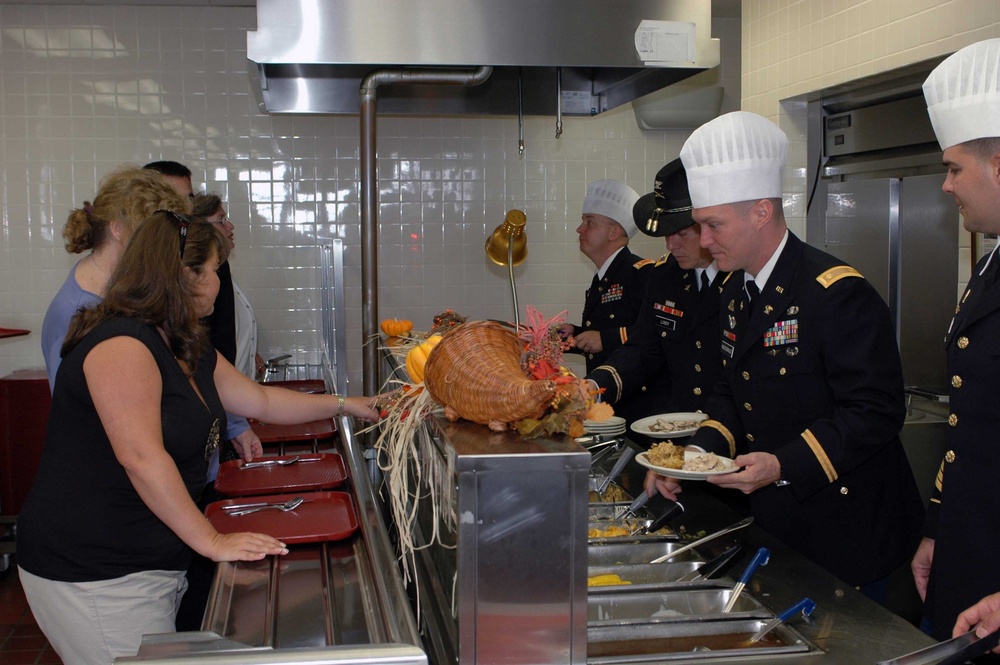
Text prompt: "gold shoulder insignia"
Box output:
[[654, 254, 669, 267], [816, 265, 863, 288], [633, 258, 655, 269]]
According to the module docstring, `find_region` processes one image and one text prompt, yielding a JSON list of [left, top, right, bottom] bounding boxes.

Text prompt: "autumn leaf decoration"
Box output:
[[514, 305, 613, 438]]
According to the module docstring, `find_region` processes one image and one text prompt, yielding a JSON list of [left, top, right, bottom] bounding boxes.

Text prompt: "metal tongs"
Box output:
[[649, 516, 754, 564], [614, 491, 651, 520], [587, 437, 626, 468], [877, 627, 1000, 665], [722, 546, 770, 613], [629, 500, 684, 536], [746, 597, 816, 644], [595, 445, 636, 495], [676, 544, 742, 582]]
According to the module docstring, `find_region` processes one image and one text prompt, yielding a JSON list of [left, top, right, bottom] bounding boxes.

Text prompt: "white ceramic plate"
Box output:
[[635, 450, 739, 480], [584, 416, 625, 430], [630, 412, 707, 439]]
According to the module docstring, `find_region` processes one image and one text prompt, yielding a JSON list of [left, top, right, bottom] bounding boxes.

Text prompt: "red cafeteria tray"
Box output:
[[205, 491, 358, 544], [213, 453, 347, 497]]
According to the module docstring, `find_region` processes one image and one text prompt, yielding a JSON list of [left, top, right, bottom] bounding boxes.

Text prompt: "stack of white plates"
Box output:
[[583, 416, 626, 437]]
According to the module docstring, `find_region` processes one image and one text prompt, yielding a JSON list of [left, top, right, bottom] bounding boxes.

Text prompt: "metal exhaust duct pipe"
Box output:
[[359, 67, 493, 395]]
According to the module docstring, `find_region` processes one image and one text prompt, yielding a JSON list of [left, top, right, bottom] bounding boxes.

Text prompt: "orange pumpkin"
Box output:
[[381, 318, 414, 337], [405, 334, 442, 383]]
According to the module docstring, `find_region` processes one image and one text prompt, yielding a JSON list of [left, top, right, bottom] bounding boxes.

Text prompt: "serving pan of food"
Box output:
[[588, 480, 632, 504], [586, 563, 732, 592], [587, 617, 816, 662], [588, 588, 771, 626], [588, 519, 677, 542], [589, 541, 703, 567]]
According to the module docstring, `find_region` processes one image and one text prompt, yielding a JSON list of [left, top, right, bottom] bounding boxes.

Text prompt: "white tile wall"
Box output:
[[0, 5, 742, 390]]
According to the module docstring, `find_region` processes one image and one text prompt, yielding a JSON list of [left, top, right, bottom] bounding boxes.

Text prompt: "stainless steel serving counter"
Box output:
[[120, 417, 427, 664], [589, 457, 936, 664], [373, 341, 934, 664]]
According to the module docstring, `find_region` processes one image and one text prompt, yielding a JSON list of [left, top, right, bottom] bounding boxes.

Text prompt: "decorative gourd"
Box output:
[[405, 334, 442, 383], [381, 318, 414, 337]]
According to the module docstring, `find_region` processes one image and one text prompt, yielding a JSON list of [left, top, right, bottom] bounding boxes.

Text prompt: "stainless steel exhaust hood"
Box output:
[[247, 0, 720, 116]]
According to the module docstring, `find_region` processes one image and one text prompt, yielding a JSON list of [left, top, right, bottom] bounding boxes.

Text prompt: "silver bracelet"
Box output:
[[336, 395, 346, 417]]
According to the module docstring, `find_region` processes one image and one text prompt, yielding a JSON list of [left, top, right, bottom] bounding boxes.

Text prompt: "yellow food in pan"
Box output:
[[587, 573, 631, 587]]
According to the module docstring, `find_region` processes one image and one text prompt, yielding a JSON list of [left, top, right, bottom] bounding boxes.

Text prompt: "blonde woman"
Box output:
[[40, 164, 191, 390]]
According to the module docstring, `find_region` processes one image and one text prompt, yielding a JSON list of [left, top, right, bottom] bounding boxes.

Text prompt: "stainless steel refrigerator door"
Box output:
[[824, 174, 957, 391]]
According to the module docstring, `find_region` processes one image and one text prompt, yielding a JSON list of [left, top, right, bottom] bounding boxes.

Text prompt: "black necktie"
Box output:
[[745, 279, 759, 314], [700, 271, 710, 292], [590, 273, 600, 294]]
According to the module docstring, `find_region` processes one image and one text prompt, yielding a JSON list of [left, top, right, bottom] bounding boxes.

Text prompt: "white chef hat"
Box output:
[[680, 111, 788, 208], [923, 39, 1000, 151], [583, 180, 641, 238]]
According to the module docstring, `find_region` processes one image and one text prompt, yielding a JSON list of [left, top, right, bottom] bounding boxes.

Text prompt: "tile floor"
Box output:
[[0, 563, 62, 665]]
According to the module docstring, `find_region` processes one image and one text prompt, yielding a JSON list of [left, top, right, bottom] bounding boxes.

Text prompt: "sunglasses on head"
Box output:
[[156, 209, 193, 258]]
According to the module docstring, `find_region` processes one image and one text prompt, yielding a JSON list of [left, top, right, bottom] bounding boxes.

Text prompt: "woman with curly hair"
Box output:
[[40, 164, 191, 389]]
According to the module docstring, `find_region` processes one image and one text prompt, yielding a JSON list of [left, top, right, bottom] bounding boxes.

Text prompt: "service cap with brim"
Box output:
[[633, 158, 695, 238]]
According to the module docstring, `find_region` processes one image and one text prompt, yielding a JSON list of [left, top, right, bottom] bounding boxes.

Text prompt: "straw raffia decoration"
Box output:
[[423, 320, 556, 428]]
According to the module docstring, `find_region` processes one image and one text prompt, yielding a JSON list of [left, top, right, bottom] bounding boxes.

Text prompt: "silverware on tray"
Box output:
[[221, 496, 304, 512], [239, 456, 323, 469], [226, 496, 305, 516]]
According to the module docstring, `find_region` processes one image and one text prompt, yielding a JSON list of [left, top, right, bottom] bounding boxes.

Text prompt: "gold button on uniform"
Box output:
[[640, 386, 647, 392], [742, 371, 750, 380], [587, 353, 594, 360], [746, 433, 755, 442], [779, 367, 787, 376], [609, 314, 615, 320], [952, 375, 962, 388], [661, 331, 667, 337], [585, 320, 592, 326], [693, 387, 702, 395], [695, 364, 702, 372], [948, 413, 958, 426], [958, 336, 969, 349], [945, 450, 956, 463], [744, 402, 752, 411], [695, 340, 702, 349], [840, 487, 849, 495]]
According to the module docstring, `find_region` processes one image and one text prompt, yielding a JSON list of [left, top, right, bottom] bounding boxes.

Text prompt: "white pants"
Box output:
[[19, 566, 188, 665]]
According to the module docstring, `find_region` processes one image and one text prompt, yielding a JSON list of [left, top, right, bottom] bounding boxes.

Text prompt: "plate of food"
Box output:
[[636, 442, 738, 480], [630, 412, 707, 439]]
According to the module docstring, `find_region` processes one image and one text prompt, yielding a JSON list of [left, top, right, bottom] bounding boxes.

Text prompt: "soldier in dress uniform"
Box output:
[[645, 112, 924, 601], [587, 159, 729, 428], [911, 39, 1000, 650], [559, 180, 653, 374]]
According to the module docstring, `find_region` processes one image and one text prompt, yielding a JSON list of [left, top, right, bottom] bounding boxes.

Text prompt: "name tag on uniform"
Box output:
[[721, 340, 734, 358], [655, 315, 677, 330], [602, 284, 623, 303], [764, 319, 799, 347]]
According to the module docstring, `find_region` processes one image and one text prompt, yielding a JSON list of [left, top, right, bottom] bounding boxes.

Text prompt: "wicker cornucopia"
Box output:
[[423, 320, 556, 429]]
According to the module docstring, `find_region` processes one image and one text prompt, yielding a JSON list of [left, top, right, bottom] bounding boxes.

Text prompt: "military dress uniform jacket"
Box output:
[[568, 248, 654, 374], [689, 233, 923, 586], [589, 255, 729, 425], [922, 253, 1000, 640]]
